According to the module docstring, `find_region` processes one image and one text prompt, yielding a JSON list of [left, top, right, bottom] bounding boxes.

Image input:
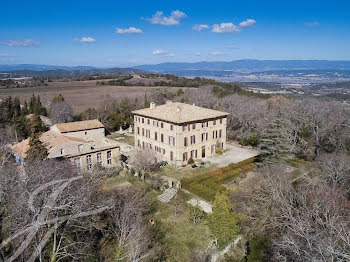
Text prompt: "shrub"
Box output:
[[246, 235, 272, 262], [188, 157, 194, 164], [239, 133, 260, 147]]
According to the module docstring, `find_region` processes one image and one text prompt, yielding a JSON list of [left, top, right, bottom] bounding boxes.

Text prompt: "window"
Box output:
[[213, 120, 216, 125], [192, 123, 196, 129], [142, 128, 145, 136], [147, 119, 150, 125], [142, 141, 145, 148], [97, 152, 102, 165], [85, 131, 87, 135], [170, 151, 174, 161], [137, 139, 140, 147], [153, 120, 159, 127], [211, 145, 215, 153], [201, 133, 205, 142], [161, 122, 164, 128], [161, 133, 164, 143], [184, 137, 188, 147], [146, 129, 150, 138], [86, 155, 92, 170], [60, 148, 65, 155], [206, 133, 208, 141], [107, 151, 112, 164], [78, 144, 83, 152], [162, 148, 165, 154], [183, 152, 188, 161], [190, 150, 195, 158], [213, 131, 215, 139], [220, 118, 223, 124], [216, 130, 218, 138], [183, 125, 188, 132], [202, 122, 208, 128], [219, 129, 222, 138], [170, 125, 174, 131], [195, 150, 198, 158], [142, 118, 144, 123], [169, 136, 175, 146], [191, 135, 195, 144], [137, 127, 140, 135], [74, 157, 81, 168], [155, 132, 158, 141]]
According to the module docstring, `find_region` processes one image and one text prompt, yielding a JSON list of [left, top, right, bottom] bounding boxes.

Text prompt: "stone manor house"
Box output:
[[11, 119, 120, 170], [132, 102, 229, 166]]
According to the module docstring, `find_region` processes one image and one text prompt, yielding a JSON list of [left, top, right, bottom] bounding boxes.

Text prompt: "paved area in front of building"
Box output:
[[205, 143, 259, 168]]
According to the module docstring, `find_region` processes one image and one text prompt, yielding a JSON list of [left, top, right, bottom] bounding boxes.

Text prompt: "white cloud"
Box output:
[[78, 37, 96, 43], [239, 19, 256, 28], [0, 54, 9, 57], [116, 27, 143, 34], [0, 39, 40, 47], [212, 23, 240, 33], [212, 19, 256, 33], [152, 49, 175, 57], [195, 52, 201, 56], [306, 21, 319, 27], [193, 24, 209, 31], [209, 51, 224, 56], [147, 10, 187, 25]]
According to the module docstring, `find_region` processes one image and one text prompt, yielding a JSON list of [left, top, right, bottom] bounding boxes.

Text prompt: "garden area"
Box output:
[[181, 157, 256, 202]]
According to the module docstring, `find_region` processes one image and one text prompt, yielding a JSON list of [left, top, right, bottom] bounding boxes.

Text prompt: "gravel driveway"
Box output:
[[205, 143, 259, 168]]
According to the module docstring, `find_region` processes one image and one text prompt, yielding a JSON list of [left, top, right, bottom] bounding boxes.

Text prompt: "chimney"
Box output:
[[150, 102, 156, 109]]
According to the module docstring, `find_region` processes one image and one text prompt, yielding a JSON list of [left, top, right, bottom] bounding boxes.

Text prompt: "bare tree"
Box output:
[[231, 164, 350, 261], [128, 149, 158, 176], [107, 187, 156, 262], [0, 159, 110, 261], [49, 101, 73, 124]]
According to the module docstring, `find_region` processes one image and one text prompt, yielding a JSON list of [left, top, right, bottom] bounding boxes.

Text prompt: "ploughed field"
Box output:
[[0, 80, 182, 113]]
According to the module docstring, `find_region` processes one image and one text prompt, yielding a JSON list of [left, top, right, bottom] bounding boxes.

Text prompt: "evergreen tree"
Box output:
[[30, 114, 47, 136], [52, 94, 65, 103], [144, 92, 148, 108], [259, 111, 291, 164], [208, 194, 241, 249], [25, 134, 48, 162], [22, 100, 29, 115]]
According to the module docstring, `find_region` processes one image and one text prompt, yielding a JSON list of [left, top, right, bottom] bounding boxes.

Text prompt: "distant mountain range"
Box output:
[[0, 67, 147, 79], [0, 64, 96, 71], [133, 59, 350, 73]]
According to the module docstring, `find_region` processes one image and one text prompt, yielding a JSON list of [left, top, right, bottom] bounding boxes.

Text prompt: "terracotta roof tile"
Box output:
[[132, 102, 229, 124], [54, 119, 104, 133]]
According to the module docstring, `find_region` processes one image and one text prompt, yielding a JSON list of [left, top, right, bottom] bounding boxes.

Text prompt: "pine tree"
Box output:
[[259, 111, 291, 164], [52, 94, 65, 103], [25, 134, 48, 162], [144, 92, 148, 108], [22, 100, 29, 115], [30, 114, 47, 136], [208, 194, 241, 249]]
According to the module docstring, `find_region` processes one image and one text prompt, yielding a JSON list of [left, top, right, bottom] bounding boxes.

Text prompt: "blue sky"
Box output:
[[1, 0, 350, 66]]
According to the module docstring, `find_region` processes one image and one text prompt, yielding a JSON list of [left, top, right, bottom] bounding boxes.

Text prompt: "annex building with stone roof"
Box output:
[[132, 101, 229, 166], [11, 119, 120, 170]]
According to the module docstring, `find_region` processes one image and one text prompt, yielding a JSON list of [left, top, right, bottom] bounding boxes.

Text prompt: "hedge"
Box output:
[[181, 157, 256, 202]]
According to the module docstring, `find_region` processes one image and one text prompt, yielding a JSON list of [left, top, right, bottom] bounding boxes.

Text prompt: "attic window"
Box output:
[[78, 144, 83, 152], [85, 131, 87, 135], [60, 149, 65, 155]]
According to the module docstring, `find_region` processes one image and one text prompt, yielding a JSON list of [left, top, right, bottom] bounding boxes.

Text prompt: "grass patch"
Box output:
[[181, 157, 256, 202], [155, 192, 212, 262]]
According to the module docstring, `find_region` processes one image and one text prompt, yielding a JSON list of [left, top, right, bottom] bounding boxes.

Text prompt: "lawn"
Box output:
[[181, 157, 256, 202]]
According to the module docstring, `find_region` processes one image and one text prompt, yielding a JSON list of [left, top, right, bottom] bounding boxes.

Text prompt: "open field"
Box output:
[[0, 80, 188, 113]]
